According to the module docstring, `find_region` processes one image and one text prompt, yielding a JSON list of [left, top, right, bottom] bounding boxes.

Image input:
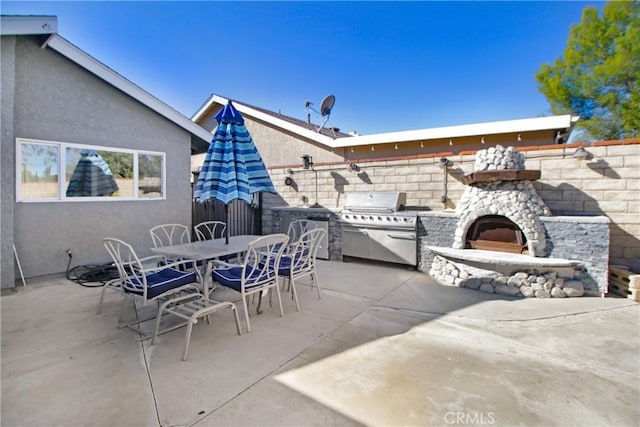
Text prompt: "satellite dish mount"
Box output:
[[305, 95, 336, 133]]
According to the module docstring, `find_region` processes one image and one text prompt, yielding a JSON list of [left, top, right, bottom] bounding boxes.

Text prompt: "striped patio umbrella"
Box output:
[[66, 150, 119, 197], [193, 101, 276, 243]]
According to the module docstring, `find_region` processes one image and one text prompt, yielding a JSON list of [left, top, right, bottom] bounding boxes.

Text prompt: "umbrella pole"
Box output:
[[225, 204, 229, 244]]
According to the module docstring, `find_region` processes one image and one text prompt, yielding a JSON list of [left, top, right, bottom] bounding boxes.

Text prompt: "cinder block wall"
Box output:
[[264, 139, 639, 272]]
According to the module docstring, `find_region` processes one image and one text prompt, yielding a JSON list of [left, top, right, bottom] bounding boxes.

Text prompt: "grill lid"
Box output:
[[344, 192, 406, 213]]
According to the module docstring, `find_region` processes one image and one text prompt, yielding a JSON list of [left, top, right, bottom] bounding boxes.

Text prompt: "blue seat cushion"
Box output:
[[126, 268, 197, 299], [276, 255, 310, 277], [212, 264, 275, 292]]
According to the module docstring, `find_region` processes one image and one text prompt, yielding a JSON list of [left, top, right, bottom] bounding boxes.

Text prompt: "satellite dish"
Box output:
[[320, 95, 335, 116], [305, 94, 337, 134]]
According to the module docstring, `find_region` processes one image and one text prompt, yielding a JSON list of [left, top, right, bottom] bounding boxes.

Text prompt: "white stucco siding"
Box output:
[[244, 119, 345, 168], [194, 108, 345, 170], [1, 36, 17, 287], [6, 36, 193, 280]]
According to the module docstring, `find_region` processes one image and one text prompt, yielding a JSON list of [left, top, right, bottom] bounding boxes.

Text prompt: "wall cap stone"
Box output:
[[541, 215, 610, 224], [419, 211, 459, 218]]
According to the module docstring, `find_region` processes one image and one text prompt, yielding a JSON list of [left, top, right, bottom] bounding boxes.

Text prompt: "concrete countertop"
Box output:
[[271, 206, 341, 213], [272, 206, 441, 215]]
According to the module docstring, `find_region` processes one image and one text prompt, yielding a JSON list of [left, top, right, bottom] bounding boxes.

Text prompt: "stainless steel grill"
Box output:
[[340, 192, 418, 266]]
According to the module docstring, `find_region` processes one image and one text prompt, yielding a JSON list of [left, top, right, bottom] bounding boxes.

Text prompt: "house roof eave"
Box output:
[[194, 93, 578, 150], [331, 114, 579, 148], [42, 35, 212, 146], [0, 15, 57, 36], [193, 94, 340, 147]]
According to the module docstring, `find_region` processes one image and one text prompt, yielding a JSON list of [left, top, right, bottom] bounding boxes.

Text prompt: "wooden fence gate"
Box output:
[[191, 192, 263, 238]]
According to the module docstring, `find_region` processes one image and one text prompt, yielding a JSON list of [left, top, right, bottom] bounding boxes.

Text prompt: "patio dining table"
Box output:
[[151, 234, 259, 298]]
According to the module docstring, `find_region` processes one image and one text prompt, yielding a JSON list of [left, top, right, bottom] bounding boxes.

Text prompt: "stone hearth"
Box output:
[[428, 246, 586, 297]]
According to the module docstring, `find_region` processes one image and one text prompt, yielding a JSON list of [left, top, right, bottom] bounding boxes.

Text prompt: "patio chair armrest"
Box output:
[[138, 254, 168, 265], [211, 259, 239, 269], [143, 258, 198, 272]]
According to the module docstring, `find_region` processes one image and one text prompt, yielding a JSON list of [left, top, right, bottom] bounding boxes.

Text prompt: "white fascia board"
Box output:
[[332, 115, 577, 148], [191, 93, 216, 121], [195, 94, 337, 146], [194, 93, 576, 149], [43, 35, 212, 143], [0, 15, 57, 36]]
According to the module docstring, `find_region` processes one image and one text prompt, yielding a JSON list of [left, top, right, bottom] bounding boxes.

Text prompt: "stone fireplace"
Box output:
[[453, 145, 550, 256], [426, 145, 610, 298]]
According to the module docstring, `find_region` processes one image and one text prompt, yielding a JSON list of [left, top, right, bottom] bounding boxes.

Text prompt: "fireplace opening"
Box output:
[[465, 215, 528, 254]]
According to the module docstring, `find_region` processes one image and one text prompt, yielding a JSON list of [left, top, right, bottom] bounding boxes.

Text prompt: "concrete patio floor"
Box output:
[[2, 259, 639, 427]]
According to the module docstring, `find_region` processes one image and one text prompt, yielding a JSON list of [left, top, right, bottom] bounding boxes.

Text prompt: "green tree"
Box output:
[[535, 1, 639, 140], [100, 151, 133, 179]]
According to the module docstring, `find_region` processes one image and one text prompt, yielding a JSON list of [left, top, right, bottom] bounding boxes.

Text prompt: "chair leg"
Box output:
[[232, 306, 242, 335], [274, 285, 285, 318], [96, 284, 108, 315], [290, 279, 300, 311], [152, 297, 176, 345], [312, 270, 322, 299], [182, 318, 196, 361], [242, 297, 252, 333]]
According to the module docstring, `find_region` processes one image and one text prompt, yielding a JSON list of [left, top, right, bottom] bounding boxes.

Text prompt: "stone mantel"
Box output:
[[461, 169, 541, 185]]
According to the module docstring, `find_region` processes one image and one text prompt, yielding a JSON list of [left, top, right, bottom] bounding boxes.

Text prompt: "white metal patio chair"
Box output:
[[211, 234, 289, 333], [194, 220, 240, 262], [193, 221, 227, 241], [102, 237, 202, 334], [150, 223, 191, 264], [286, 219, 319, 250], [278, 227, 327, 310]]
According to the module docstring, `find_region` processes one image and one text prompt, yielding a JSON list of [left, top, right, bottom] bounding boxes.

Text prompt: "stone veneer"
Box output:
[[418, 143, 611, 297], [453, 145, 550, 256], [269, 206, 609, 295], [429, 255, 586, 298], [422, 214, 609, 296], [270, 207, 342, 261]]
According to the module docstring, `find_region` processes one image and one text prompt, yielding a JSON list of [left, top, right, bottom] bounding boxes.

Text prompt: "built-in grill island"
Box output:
[[340, 192, 418, 266], [269, 146, 610, 296]]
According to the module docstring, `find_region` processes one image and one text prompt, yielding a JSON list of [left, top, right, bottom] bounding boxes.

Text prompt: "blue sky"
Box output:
[[2, 1, 604, 135]]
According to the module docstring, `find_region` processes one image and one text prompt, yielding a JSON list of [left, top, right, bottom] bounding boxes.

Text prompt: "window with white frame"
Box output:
[[16, 138, 166, 202]]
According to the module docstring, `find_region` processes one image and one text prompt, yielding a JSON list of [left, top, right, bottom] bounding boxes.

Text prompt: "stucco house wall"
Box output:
[[2, 35, 195, 286], [1, 36, 17, 288]]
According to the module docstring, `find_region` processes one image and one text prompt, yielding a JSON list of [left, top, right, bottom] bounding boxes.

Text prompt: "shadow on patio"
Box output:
[[2, 259, 638, 426]]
